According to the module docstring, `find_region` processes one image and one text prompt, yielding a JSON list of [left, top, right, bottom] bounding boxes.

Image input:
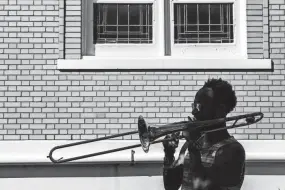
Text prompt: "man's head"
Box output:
[[192, 78, 237, 121]]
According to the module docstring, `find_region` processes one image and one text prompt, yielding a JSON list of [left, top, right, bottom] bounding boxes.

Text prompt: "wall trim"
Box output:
[[0, 140, 284, 164], [0, 140, 285, 178], [1, 162, 285, 178], [57, 57, 273, 71]]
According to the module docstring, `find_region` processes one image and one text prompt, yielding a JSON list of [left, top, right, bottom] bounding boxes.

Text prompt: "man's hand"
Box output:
[[163, 132, 180, 155], [186, 116, 203, 172], [188, 130, 201, 144], [187, 116, 202, 144]]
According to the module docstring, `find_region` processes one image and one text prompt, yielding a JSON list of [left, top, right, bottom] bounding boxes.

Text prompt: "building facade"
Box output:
[[0, 0, 284, 142]]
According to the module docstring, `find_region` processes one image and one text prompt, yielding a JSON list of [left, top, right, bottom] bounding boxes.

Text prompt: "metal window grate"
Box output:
[[174, 3, 234, 44], [94, 3, 153, 44]]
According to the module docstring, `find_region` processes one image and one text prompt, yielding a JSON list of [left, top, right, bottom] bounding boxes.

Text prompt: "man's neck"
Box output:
[[204, 124, 231, 145]]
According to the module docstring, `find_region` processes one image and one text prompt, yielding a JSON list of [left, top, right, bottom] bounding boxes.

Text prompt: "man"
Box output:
[[163, 78, 246, 190]]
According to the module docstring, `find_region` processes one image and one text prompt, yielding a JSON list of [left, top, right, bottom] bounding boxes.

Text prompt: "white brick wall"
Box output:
[[0, 0, 284, 141]]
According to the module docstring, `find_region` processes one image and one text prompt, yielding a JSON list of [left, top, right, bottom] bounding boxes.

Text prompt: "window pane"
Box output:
[[129, 5, 140, 25], [187, 4, 197, 25], [118, 4, 128, 25], [174, 3, 234, 44], [210, 4, 221, 31], [105, 4, 117, 25], [199, 4, 209, 25], [94, 3, 153, 44]]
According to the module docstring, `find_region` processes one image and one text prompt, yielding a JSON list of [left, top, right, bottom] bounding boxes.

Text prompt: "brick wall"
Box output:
[[247, 0, 269, 59], [0, 0, 284, 141]]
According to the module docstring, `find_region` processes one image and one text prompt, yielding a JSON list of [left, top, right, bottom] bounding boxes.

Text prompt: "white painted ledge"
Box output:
[[57, 57, 272, 70], [0, 140, 284, 164]]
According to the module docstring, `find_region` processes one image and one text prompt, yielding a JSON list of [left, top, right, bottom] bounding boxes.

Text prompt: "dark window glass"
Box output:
[[174, 3, 234, 44], [94, 3, 153, 44]]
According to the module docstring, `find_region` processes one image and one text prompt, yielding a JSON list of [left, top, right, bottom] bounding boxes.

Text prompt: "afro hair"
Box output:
[[202, 78, 237, 114]]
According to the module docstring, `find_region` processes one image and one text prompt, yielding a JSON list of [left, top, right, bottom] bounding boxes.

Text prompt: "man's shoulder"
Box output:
[[215, 138, 245, 159]]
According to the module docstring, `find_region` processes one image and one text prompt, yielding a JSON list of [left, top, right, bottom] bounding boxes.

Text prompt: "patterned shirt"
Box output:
[[163, 136, 245, 190]]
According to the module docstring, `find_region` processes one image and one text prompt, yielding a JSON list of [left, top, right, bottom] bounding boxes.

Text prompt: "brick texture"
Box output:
[[247, 0, 268, 59], [0, 0, 285, 141]]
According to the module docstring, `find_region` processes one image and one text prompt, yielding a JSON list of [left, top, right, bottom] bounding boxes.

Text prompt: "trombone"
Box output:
[[47, 112, 263, 163]]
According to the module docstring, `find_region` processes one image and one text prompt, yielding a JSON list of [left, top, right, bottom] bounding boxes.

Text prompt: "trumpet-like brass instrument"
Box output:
[[47, 112, 263, 163]]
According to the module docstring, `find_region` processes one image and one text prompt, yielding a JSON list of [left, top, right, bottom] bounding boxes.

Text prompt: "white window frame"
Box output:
[[58, 0, 272, 70], [170, 0, 247, 59], [84, 0, 165, 57], [84, 0, 247, 58]]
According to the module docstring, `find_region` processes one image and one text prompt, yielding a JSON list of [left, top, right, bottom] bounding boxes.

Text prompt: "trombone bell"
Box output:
[[138, 115, 151, 153]]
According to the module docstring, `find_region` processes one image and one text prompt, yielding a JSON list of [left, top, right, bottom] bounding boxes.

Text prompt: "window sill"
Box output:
[[57, 56, 273, 71]]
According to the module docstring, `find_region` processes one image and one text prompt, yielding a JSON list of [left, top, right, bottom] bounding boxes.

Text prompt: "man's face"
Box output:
[[191, 87, 216, 121], [182, 87, 217, 140]]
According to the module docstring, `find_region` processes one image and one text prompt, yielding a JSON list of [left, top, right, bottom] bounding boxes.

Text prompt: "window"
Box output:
[[83, 0, 247, 59], [94, 3, 153, 44], [84, 0, 163, 57], [59, 0, 272, 71], [173, 3, 234, 44]]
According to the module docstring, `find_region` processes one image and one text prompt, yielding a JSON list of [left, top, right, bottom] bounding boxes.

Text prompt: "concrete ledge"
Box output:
[[57, 57, 273, 71], [2, 176, 285, 190], [0, 140, 284, 164], [0, 140, 285, 178]]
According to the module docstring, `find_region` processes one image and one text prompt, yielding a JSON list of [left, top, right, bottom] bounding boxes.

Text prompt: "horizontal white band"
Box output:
[[57, 57, 272, 70], [0, 140, 284, 164]]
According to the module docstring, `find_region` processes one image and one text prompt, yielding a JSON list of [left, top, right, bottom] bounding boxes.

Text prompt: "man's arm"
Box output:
[[189, 142, 246, 189], [163, 163, 184, 190], [163, 153, 184, 190], [163, 140, 190, 190]]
